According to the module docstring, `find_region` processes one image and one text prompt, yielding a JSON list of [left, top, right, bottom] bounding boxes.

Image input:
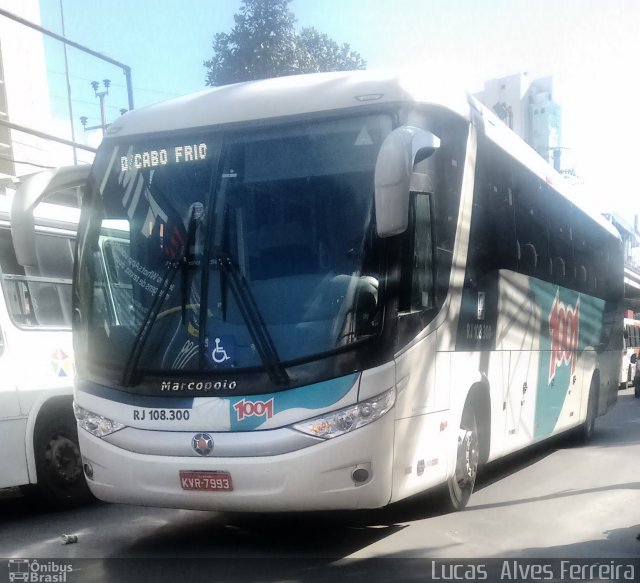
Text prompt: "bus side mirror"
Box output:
[[11, 165, 89, 267], [374, 126, 440, 238]]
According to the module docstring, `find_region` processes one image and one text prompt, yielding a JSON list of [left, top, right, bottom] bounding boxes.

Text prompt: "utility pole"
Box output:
[[59, 0, 77, 164]]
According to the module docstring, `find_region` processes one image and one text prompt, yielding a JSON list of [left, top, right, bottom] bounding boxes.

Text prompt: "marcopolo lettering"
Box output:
[[160, 380, 237, 392]]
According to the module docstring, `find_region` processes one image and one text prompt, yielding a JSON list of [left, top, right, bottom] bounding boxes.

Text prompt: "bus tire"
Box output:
[[577, 376, 598, 444], [446, 407, 479, 511], [31, 405, 93, 509]]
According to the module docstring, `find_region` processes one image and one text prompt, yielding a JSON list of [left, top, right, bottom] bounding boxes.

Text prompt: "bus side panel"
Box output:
[[391, 333, 451, 501], [597, 347, 620, 413], [0, 309, 30, 488], [2, 325, 75, 485], [11, 332, 74, 416], [390, 412, 450, 503], [0, 418, 29, 488], [453, 267, 541, 461], [495, 271, 604, 442], [462, 269, 539, 460], [529, 277, 605, 437], [392, 331, 495, 502]]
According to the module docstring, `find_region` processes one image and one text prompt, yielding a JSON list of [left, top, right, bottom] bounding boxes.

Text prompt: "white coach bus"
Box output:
[[0, 165, 92, 507], [620, 317, 640, 387], [71, 72, 623, 512]]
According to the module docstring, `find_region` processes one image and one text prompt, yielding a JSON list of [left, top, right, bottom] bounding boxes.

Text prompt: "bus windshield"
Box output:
[[79, 114, 391, 381]]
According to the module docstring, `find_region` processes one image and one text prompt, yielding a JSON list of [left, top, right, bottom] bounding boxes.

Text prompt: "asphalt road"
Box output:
[[1, 388, 639, 581]]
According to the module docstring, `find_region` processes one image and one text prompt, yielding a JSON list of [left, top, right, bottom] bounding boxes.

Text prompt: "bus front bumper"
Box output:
[[77, 413, 394, 512]]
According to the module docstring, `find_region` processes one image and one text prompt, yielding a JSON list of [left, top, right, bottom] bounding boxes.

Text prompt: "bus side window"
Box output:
[[547, 188, 572, 284], [32, 285, 63, 326], [404, 193, 435, 312], [550, 256, 565, 279], [513, 172, 548, 279], [575, 264, 587, 289], [518, 241, 538, 273], [465, 135, 517, 282]]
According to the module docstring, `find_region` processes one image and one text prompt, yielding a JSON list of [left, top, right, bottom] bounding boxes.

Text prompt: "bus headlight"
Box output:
[[73, 403, 125, 438], [292, 387, 395, 439]]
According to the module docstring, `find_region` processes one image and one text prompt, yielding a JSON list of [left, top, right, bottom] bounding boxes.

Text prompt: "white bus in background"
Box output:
[[621, 317, 640, 388], [0, 165, 92, 508], [71, 72, 623, 512]]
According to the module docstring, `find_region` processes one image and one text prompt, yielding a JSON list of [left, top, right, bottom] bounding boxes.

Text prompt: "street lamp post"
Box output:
[[80, 81, 127, 135], [91, 79, 110, 135]]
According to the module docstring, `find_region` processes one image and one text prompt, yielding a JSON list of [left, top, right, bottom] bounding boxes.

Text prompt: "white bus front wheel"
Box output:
[[446, 409, 479, 511]]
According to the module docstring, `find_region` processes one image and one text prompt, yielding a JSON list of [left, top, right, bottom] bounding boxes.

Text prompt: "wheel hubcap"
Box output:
[[457, 428, 479, 486], [45, 434, 82, 485]]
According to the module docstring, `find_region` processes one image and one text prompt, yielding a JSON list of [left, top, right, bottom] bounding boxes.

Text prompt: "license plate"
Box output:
[[179, 470, 233, 491]]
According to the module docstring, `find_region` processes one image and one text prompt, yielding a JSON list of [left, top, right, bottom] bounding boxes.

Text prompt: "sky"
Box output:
[[36, 0, 640, 220]]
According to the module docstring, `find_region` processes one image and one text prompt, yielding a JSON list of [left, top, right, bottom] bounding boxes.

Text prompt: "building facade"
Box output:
[[0, 0, 93, 180], [476, 72, 563, 169]]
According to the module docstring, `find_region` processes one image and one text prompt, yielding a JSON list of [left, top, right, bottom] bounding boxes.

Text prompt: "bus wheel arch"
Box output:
[[446, 382, 491, 511], [25, 396, 93, 508]]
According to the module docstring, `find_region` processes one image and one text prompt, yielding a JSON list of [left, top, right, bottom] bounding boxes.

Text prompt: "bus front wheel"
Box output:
[[446, 408, 479, 511], [31, 405, 94, 509]]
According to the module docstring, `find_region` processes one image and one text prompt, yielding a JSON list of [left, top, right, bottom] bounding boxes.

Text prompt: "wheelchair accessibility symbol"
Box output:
[[205, 335, 235, 367], [211, 337, 231, 364]]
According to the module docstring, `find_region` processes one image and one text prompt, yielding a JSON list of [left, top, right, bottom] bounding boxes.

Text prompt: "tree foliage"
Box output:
[[204, 0, 366, 86]]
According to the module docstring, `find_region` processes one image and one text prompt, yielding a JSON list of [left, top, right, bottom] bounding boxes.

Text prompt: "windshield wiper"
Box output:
[[121, 208, 200, 387], [214, 251, 290, 386], [181, 206, 200, 324], [120, 258, 181, 387]]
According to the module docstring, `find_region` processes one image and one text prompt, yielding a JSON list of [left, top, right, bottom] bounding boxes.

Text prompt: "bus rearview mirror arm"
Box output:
[[374, 126, 440, 238]]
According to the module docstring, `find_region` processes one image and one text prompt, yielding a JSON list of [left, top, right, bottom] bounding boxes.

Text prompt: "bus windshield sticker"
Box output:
[[205, 336, 235, 367]]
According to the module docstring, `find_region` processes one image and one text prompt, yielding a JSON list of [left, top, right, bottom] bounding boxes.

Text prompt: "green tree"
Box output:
[[296, 27, 366, 74], [204, 0, 366, 87]]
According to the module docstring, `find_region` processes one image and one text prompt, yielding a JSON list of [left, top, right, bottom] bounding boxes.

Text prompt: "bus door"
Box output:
[[0, 286, 28, 489]]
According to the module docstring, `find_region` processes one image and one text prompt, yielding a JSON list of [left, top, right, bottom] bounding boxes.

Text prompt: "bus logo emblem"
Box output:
[[548, 293, 580, 383], [234, 399, 275, 421], [51, 348, 73, 378], [192, 433, 213, 456]]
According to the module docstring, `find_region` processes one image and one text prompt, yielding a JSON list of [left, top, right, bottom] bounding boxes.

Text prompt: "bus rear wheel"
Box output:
[[446, 409, 479, 511], [574, 376, 598, 444]]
